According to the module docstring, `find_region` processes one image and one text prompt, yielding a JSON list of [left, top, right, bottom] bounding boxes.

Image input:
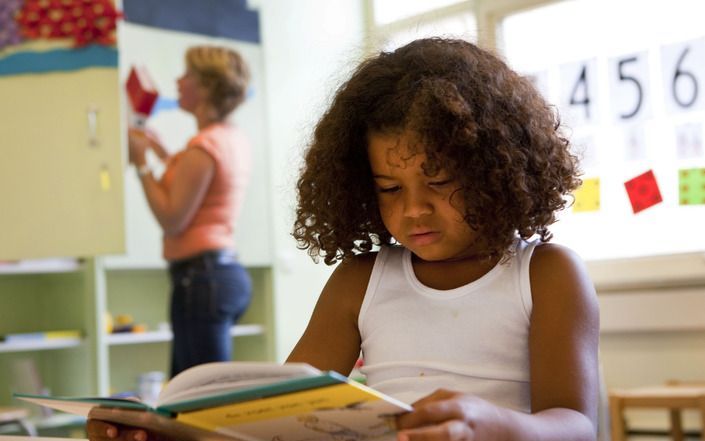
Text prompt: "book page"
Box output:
[[16, 395, 150, 417], [159, 362, 321, 406]]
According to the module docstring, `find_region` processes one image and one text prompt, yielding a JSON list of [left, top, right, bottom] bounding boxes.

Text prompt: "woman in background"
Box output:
[[128, 45, 253, 377]]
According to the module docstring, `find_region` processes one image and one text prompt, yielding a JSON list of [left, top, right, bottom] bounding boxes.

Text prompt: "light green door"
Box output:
[[0, 49, 124, 260]]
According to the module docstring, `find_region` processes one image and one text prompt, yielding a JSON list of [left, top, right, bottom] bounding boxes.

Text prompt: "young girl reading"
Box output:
[[88, 38, 599, 441], [287, 37, 598, 440]]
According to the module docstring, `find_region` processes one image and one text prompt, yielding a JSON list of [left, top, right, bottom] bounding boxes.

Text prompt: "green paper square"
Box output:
[[678, 168, 705, 205]]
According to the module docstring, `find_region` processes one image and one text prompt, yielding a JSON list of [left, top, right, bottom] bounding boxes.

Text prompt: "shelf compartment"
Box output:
[[0, 413, 87, 436], [0, 259, 81, 275], [0, 337, 83, 353], [106, 324, 265, 345]]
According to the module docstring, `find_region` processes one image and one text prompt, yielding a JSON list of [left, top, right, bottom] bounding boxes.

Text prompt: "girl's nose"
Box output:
[[403, 190, 432, 218]]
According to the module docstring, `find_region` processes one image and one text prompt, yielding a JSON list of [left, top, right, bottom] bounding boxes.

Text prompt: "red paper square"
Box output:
[[624, 169, 663, 214]]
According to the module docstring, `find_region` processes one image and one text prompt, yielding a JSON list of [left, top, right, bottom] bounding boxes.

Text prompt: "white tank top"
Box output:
[[358, 238, 538, 412]]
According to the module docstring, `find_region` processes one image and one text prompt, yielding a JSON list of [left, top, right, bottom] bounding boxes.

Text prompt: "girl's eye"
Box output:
[[377, 186, 400, 194], [429, 179, 452, 187]]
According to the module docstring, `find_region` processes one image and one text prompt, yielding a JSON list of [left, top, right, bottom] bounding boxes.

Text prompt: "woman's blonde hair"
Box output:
[[185, 45, 250, 120]]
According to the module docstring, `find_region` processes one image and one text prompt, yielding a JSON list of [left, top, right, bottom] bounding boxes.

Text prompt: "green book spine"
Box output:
[[158, 372, 348, 415]]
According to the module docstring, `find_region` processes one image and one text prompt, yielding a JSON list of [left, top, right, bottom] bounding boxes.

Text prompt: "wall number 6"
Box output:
[[672, 47, 698, 108]]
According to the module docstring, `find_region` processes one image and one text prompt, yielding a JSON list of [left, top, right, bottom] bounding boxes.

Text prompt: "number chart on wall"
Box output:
[[503, 0, 705, 261]]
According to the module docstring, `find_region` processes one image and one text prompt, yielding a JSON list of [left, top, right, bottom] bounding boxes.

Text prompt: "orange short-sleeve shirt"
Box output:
[[161, 123, 251, 261]]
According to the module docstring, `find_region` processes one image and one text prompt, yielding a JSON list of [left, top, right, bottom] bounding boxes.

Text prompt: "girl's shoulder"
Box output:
[[317, 252, 380, 326], [529, 242, 584, 271], [331, 251, 379, 283], [326, 251, 380, 296], [528, 242, 597, 310]]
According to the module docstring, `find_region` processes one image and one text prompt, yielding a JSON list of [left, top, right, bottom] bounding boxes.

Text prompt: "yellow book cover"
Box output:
[[177, 379, 409, 441]]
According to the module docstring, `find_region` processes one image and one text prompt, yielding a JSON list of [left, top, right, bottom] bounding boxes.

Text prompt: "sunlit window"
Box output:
[[380, 12, 476, 51], [372, 0, 466, 26], [502, 0, 705, 260]]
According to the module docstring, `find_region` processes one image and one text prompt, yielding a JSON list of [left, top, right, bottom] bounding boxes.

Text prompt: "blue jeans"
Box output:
[[168, 250, 252, 377]]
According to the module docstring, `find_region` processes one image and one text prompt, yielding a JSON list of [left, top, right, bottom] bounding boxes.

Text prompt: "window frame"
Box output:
[[364, 0, 561, 52]]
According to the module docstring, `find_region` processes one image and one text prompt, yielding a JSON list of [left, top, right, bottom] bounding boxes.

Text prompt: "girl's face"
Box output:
[[368, 131, 482, 262], [176, 69, 207, 113]]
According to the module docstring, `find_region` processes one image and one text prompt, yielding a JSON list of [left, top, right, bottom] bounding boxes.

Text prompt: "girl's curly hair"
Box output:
[[294, 38, 581, 265]]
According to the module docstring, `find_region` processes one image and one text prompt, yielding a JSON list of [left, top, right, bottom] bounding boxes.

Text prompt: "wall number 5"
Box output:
[[617, 56, 643, 119]]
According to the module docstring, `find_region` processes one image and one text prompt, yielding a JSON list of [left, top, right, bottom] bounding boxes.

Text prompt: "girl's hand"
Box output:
[[395, 389, 508, 441], [86, 419, 150, 441]]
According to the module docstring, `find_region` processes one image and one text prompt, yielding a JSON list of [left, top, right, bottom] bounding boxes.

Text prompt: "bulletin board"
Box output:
[[106, 0, 273, 267], [502, 0, 705, 261]]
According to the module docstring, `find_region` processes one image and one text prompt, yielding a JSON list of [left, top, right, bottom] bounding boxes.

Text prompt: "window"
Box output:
[[372, 0, 466, 26], [366, 0, 476, 52], [501, 0, 705, 260], [380, 12, 476, 52], [366, 0, 705, 261]]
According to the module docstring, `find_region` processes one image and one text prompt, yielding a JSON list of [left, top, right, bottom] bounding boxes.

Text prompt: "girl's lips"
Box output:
[[407, 231, 440, 246]]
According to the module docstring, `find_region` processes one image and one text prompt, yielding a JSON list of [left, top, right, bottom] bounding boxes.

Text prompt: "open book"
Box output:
[[15, 362, 412, 441]]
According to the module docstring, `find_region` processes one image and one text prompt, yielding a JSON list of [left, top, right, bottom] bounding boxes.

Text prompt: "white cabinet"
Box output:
[[0, 43, 124, 261]]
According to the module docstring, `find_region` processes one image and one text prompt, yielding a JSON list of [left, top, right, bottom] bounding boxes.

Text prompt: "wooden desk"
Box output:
[[609, 385, 705, 441]]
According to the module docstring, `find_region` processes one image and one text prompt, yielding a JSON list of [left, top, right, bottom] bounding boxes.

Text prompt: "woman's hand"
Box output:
[[128, 127, 171, 164], [86, 419, 151, 441], [395, 389, 509, 441], [127, 128, 151, 166]]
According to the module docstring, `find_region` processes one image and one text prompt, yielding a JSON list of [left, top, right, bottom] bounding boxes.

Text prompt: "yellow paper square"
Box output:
[[100, 167, 112, 192], [573, 178, 600, 212]]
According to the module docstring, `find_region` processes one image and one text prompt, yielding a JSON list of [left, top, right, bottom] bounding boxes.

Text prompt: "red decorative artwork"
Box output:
[[15, 0, 122, 47], [623, 169, 663, 214]]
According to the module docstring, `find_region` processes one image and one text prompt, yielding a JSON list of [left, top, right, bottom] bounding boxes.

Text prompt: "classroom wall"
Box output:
[[255, 0, 367, 360], [587, 255, 705, 430]]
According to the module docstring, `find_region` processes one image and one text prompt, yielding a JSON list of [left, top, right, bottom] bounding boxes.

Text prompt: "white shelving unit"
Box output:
[[0, 259, 81, 275], [106, 324, 265, 345], [0, 338, 83, 353], [0, 414, 87, 435], [0, 16, 276, 437]]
